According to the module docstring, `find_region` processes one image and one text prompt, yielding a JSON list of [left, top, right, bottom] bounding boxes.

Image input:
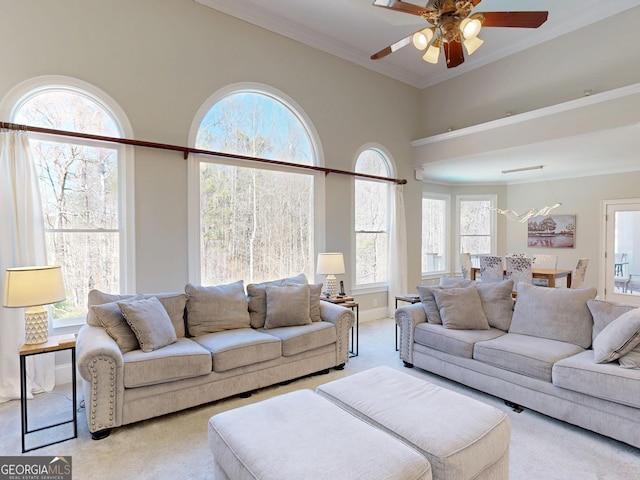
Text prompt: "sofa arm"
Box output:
[[395, 303, 427, 364], [320, 302, 355, 365], [76, 324, 125, 434]]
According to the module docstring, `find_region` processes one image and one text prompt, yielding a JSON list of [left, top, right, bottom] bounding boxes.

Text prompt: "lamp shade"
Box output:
[[3, 265, 66, 308], [316, 253, 345, 275]]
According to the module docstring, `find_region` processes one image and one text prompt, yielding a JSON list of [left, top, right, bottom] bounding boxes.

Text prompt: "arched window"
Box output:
[[191, 85, 321, 285], [354, 148, 391, 287], [5, 77, 133, 326]]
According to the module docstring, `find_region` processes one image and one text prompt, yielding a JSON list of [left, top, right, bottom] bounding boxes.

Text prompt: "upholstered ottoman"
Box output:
[[316, 366, 511, 480], [208, 389, 432, 480]]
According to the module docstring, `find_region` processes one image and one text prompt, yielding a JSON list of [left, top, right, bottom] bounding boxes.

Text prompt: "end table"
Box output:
[[321, 296, 359, 357], [20, 333, 77, 452]]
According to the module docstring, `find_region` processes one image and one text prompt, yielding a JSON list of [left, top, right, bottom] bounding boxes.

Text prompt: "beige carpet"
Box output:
[[1, 317, 639, 479]]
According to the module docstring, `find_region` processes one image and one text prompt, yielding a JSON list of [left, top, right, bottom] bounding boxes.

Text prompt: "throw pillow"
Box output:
[[431, 285, 490, 330], [618, 345, 640, 369], [185, 280, 250, 336], [439, 277, 475, 288], [416, 283, 468, 324], [86, 289, 139, 327], [509, 283, 597, 349], [587, 299, 637, 344], [118, 297, 177, 353], [284, 281, 323, 322], [593, 308, 640, 363], [475, 280, 514, 331], [91, 296, 144, 353], [264, 284, 312, 329], [247, 279, 283, 329]]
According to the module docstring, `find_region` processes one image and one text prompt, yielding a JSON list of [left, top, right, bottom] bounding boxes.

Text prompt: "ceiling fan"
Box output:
[[371, 0, 548, 68]]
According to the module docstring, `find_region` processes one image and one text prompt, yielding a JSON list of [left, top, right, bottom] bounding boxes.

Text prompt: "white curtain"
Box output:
[[388, 184, 408, 317], [0, 130, 54, 403]]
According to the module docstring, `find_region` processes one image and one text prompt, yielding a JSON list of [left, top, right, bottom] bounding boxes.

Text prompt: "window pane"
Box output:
[[355, 179, 388, 231], [356, 232, 388, 284], [422, 197, 445, 273], [200, 162, 313, 285], [460, 200, 491, 235], [460, 236, 491, 255], [355, 150, 389, 176]]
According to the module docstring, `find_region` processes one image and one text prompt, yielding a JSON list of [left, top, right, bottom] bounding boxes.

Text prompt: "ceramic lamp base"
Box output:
[[24, 306, 49, 345], [325, 275, 338, 298]]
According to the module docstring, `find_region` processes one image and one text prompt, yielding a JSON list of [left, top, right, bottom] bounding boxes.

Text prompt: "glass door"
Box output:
[[604, 199, 640, 305]]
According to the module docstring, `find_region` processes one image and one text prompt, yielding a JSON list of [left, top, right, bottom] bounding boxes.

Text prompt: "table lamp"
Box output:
[[316, 253, 345, 298], [3, 265, 66, 345]]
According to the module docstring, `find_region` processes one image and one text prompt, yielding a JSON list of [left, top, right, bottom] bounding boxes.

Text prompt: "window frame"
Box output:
[[1, 75, 135, 329], [352, 145, 393, 294], [187, 82, 325, 285], [455, 194, 497, 271], [421, 192, 451, 278]]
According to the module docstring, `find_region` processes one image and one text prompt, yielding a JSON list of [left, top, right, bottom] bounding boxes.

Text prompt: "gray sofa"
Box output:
[[396, 280, 640, 449], [76, 275, 354, 439]]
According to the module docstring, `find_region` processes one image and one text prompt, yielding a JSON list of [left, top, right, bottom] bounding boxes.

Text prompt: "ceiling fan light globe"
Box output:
[[460, 16, 482, 39], [463, 35, 484, 55], [422, 44, 440, 64], [412, 28, 434, 50]]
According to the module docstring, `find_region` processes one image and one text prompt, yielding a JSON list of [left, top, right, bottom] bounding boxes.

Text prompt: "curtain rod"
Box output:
[[0, 121, 407, 185]]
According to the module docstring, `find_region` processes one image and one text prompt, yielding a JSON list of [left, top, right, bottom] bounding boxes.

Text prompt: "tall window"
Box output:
[[354, 149, 390, 287], [11, 83, 131, 325], [194, 88, 317, 285], [457, 195, 496, 256], [422, 194, 449, 275]]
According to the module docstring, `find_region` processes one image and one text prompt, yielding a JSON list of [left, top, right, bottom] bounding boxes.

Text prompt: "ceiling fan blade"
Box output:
[[481, 11, 549, 28], [444, 40, 464, 68], [370, 30, 417, 60], [372, 0, 431, 17]]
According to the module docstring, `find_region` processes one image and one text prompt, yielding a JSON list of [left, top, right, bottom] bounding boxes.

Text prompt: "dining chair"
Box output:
[[460, 252, 473, 280], [479, 255, 503, 282], [506, 256, 533, 291], [571, 258, 589, 288], [532, 254, 558, 286]]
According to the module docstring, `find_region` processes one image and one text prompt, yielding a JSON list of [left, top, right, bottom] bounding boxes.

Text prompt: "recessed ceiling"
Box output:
[[196, 0, 640, 89]]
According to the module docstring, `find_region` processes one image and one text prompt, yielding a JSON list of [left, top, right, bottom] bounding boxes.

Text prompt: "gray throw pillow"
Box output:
[[587, 299, 637, 344], [509, 283, 597, 349], [431, 285, 490, 330], [283, 281, 323, 322], [417, 283, 468, 324], [186, 280, 250, 336], [264, 284, 312, 329], [247, 280, 283, 329], [91, 296, 144, 353], [593, 308, 640, 363], [86, 289, 139, 326], [439, 277, 475, 287], [618, 345, 640, 369], [118, 297, 177, 353], [476, 280, 514, 331]]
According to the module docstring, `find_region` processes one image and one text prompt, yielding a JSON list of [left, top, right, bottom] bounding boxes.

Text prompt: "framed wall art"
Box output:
[[527, 215, 575, 248]]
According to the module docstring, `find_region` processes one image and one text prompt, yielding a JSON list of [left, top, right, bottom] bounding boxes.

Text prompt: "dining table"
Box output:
[[470, 267, 572, 288]]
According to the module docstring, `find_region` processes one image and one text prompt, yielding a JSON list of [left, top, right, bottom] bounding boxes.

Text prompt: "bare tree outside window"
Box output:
[[14, 90, 121, 321], [355, 150, 390, 286], [422, 197, 446, 273], [459, 198, 493, 254], [196, 92, 315, 285]]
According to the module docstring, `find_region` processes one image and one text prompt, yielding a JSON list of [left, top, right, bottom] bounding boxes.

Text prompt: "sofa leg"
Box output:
[[334, 364, 345, 371], [403, 361, 414, 368], [91, 429, 111, 440], [311, 368, 330, 376], [505, 401, 523, 413], [237, 391, 253, 399]]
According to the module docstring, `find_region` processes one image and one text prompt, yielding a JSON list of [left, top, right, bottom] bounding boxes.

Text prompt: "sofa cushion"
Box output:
[[185, 281, 250, 336], [475, 280, 514, 331], [91, 296, 144, 353], [414, 323, 506, 358], [509, 283, 597, 349], [432, 285, 490, 330], [123, 338, 212, 388], [144, 293, 187, 338], [246, 274, 311, 328], [194, 328, 282, 372], [119, 296, 178, 353], [553, 349, 640, 408], [264, 284, 312, 328], [593, 308, 640, 363], [260, 322, 337, 356], [416, 283, 468, 324], [588, 299, 637, 343], [473, 333, 585, 382], [86, 289, 140, 327]]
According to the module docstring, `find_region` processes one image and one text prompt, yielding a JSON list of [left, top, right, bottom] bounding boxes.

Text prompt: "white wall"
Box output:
[[0, 0, 424, 308]]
